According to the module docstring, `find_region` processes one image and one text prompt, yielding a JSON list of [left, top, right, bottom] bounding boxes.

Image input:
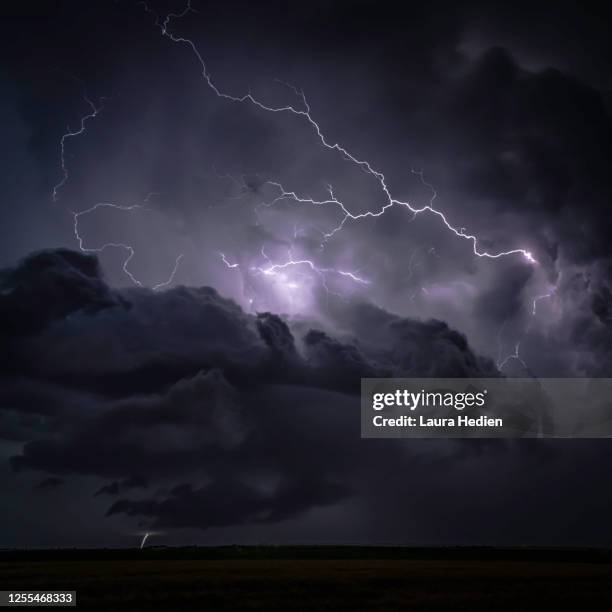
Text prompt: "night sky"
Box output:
[[2, 0, 612, 548]]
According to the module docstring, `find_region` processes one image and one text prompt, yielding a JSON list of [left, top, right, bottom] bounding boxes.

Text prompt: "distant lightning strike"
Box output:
[[143, 1, 537, 267], [134, 530, 162, 548], [140, 532, 150, 549]]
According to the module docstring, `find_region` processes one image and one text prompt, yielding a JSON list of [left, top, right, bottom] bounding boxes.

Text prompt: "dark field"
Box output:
[[1, 548, 612, 610]]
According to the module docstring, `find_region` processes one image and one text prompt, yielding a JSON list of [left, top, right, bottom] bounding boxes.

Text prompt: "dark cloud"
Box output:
[[106, 478, 350, 530], [0, 249, 120, 338], [34, 477, 64, 491], [474, 262, 533, 323], [3, 248, 498, 532], [94, 482, 120, 497], [3, 249, 612, 547], [94, 476, 148, 497], [2, 0, 612, 547], [1, 0, 611, 373]]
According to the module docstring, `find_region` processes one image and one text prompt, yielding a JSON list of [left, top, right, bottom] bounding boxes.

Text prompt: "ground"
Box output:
[[1, 548, 611, 610]]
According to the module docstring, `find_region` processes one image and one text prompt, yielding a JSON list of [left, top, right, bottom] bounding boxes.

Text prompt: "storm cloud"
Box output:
[[0, 249, 611, 546], [2, 0, 612, 547], [2, 249, 496, 531]]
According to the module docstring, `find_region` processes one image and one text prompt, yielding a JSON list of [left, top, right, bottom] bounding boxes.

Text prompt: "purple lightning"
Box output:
[[137, 0, 552, 367], [217, 247, 369, 305], [51, 2, 547, 370], [257, 256, 369, 286]]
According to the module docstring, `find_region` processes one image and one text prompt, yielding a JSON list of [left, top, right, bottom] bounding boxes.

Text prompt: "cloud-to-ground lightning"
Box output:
[[142, 0, 537, 266]]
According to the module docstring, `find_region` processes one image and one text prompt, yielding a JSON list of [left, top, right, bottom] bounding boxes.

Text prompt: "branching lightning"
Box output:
[[72, 201, 184, 291], [54, 93, 184, 290], [498, 340, 528, 372], [52, 1, 548, 371], [217, 247, 369, 305], [497, 280, 558, 372], [257, 255, 369, 286], [142, 0, 537, 266], [139, 0, 553, 370]]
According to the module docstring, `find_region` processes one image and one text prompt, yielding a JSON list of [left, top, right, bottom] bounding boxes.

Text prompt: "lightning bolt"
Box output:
[[497, 279, 558, 372], [217, 247, 369, 303], [258, 257, 369, 286], [53, 88, 184, 290], [152, 254, 185, 291], [497, 340, 528, 372], [54, 2, 545, 368], [52, 93, 104, 203], [217, 251, 240, 269], [137, 1, 552, 369], [142, 1, 537, 266], [72, 201, 184, 291], [532, 287, 556, 316]]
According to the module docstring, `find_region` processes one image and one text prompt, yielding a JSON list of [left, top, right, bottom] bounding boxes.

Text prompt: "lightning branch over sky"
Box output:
[[52, 0, 552, 367], [136, 0, 556, 369], [532, 287, 557, 316], [71, 201, 184, 290], [497, 340, 528, 372], [142, 0, 537, 264], [53, 94, 184, 290], [496, 274, 559, 372], [52, 93, 105, 204], [217, 246, 370, 308]]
